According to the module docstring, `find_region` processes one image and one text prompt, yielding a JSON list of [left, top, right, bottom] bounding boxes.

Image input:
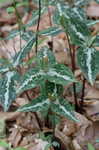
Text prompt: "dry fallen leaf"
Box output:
[[72, 139, 82, 150], [16, 112, 40, 132], [55, 125, 72, 150], [57, 118, 76, 136], [25, 139, 50, 150], [15, 98, 29, 107], [8, 126, 22, 147], [84, 87, 99, 100], [85, 101, 99, 121], [0, 112, 21, 121], [86, 2, 99, 18], [73, 113, 99, 150]]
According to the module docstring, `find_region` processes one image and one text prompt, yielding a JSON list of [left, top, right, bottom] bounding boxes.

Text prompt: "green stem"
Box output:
[[40, 82, 46, 96]]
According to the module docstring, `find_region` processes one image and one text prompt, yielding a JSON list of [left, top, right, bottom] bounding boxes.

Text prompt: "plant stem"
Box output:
[[80, 78, 86, 109], [66, 35, 79, 111], [34, 112, 43, 131], [72, 45, 79, 111], [13, 0, 22, 50], [47, 5, 53, 51], [35, 0, 41, 54]]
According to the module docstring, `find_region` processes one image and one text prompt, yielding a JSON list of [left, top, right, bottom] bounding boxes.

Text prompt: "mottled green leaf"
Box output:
[[0, 62, 13, 74], [36, 46, 56, 70], [60, 15, 90, 46], [92, 35, 99, 47], [39, 27, 63, 36], [51, 98, 78, 122], [5, 30, 21, 40], [21, 31, 35, 41], [13, 36, 36, 67], [87, 20, 99, 27], [0, 66, 9, 73], [69, 7, 86, 21], [17, 68, 46, 94], [25, 7, 47, 28], [74, 0, 90, 7], [46, 81, 63, 97], [47, 64, 76, 85], [77, 47, 99, 85], [53, 3, 69, 25], [17, 96, 50, 112], [53, 3, 86, 25], [0, 72, 16, 111]]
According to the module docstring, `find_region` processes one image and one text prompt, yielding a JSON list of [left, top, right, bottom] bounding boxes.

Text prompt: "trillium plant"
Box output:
[[0, 0, 99, 130]]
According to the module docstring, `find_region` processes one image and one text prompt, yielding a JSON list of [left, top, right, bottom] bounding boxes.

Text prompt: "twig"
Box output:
[[35, 0, 41, 54]]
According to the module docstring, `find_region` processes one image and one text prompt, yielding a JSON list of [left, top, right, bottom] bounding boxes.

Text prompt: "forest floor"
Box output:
[[0, 1, 99, 150]]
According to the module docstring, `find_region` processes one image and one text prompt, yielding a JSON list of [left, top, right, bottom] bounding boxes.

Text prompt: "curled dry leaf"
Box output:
[[73, 113, 99, 150], [56, 118, 76, 136], [0, 112, 21, 121], [25, 139, 50, 150], [15, 98, 29, 107], [73, 112, 92, 131], [8, 126, 22, 147], [55, 112, 92, 150], [84, 86, 99, 100], [0, 112, 21, 139], [16, 112, 40, 132], [19, 133, 38, 147], [75, 69, 82, 77], [55, 123, 72, 150], [73, 121, 99, 150], [0, 35, 26, 60], [85, 101, 99, 121], [72, 139, 82, 150], [53, 38, 69, 65]]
